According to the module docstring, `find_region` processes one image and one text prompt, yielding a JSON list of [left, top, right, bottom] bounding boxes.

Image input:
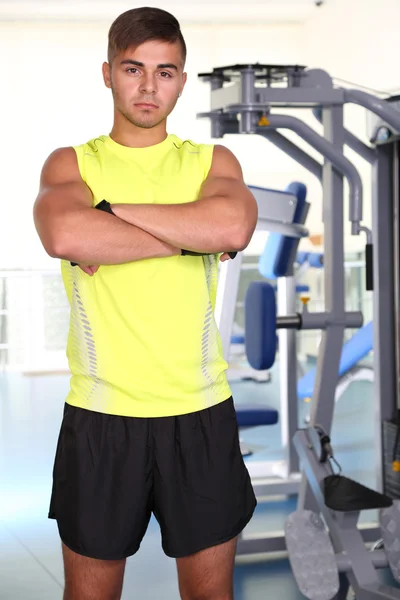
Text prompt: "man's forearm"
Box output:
[[110, 200, 233, 255], [54, 207, 180, 265], [111, 179, 257, 254]]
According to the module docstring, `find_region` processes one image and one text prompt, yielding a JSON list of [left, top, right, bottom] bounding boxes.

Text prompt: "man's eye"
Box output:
[[127, 68, 139, 74], [160, 72, 172, 78]]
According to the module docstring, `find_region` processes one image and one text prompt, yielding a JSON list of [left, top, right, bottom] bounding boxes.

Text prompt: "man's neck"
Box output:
[[109, 123, 168, 149]]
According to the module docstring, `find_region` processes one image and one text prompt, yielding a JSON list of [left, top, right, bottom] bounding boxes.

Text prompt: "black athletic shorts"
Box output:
[[48, 397, 257, 560]]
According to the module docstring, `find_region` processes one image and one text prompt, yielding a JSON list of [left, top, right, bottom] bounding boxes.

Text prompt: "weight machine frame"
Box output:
[[197, 64, 400, 557]]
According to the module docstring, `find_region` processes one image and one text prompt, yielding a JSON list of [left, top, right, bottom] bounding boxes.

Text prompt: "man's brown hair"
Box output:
[[108, 7, 187, 66]]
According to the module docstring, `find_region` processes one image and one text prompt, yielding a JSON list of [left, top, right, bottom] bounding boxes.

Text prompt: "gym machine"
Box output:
[[218, 183, 309, 385], [198, 65, 400, 598]]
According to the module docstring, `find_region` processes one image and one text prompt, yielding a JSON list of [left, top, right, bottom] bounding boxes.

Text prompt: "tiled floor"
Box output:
[[0, 366, 393, 599]]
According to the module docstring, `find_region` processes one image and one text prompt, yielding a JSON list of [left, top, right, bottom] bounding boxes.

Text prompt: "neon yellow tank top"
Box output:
[[62, 133, 232, 418]]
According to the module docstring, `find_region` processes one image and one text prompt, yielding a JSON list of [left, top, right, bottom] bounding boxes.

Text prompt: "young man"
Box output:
[[34, 7, 258, 600]]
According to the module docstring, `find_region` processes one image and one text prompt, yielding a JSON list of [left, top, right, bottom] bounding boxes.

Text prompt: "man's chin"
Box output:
[[130, 116, 165, 130], [134, 120, 159, 130], [119, 106, 166, 129]]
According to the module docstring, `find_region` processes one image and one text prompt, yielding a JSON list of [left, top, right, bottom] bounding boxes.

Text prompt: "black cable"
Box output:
[[393, 408, 400, 465]]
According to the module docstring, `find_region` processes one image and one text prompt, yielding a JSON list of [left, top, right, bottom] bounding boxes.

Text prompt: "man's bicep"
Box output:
[[209, 145, 244, 180], [34, 147, 93, 256], [199, 145, 247, 199], [37, 147, 92, 203], [200, 145, 252, 203]]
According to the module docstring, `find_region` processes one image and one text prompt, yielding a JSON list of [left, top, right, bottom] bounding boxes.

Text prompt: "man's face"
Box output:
[[103, 40, 187, 130]]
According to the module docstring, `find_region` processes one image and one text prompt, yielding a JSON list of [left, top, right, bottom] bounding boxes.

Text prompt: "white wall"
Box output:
[[301, 0, 400, 252], [2, 19, 307, 269], [304, 0, 400, 91], [0, 1, 320, 25]]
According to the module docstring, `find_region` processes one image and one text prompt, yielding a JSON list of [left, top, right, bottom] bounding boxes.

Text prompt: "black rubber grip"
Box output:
[[366, 243, 373, 291], [181, 250, 237, 259]]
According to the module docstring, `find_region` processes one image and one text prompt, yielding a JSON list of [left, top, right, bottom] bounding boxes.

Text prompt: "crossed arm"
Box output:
[[33, 144, 258, 269], [111, 146, 258, 254]]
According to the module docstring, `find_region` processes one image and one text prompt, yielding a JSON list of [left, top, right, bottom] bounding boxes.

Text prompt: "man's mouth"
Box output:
[[134, 103, 158, 109]]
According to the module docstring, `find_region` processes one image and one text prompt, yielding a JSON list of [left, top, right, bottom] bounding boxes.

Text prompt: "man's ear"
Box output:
[[179, 72, 188, 97], [102, 62, 112, 89]]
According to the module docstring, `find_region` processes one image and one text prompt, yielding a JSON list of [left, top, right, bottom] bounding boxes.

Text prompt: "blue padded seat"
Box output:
[[259, 182, 308, 279], [230, 182, 308, 348], [231, 280, 309, 347], [245, 281, 277, 371], [297, 321, 373, 399], [235, 403, 279, 427]]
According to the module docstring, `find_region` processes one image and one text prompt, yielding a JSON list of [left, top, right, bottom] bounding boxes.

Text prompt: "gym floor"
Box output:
[[0, 364, 390, 599]]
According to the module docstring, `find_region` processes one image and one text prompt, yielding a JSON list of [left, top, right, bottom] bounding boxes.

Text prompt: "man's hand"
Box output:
[[78, 265, 99, 276]]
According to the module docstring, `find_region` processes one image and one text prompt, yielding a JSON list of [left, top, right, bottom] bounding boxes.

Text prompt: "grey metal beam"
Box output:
[[228, 88, 346, 109], [275, 311, 363, 330], [257, 87, 345, 106], [236, 532, 287, 555], [344, 130, 377, 165], [336, 550, 388, 573], [345, 89, 400, 135], [277, 277, 300, 476], [371, 144, 397, 493], [265, 114, 363, 231], [257, 129, 323, 181], [251, 478, 300, 497], [258, 87, 345, 106], [394, 144, 400, 416], [300, 310, 363, 329], [298, 105, 347, 514], [313, 106, 377, 165], [236, 523, 383, 557], [240, 68, 257, 133], [209, 86, 346, 112]]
